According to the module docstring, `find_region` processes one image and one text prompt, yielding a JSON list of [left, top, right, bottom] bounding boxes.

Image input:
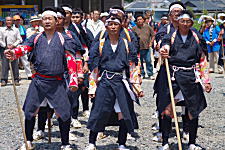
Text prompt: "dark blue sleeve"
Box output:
[[71, 32, 85, 55], [155, 24, 167, 43], [128, 41, 138, 64], [63, 34, 78, 55], [161, 33, 172, 47], [88, 41, 100, 72], [129, 30, 139, 53]]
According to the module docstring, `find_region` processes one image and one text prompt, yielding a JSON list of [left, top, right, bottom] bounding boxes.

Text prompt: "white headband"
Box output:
[[105, 18, 121, 26], [161, 16, 168, 20], [178, 14, 193, 21], [57, 12, 65, 18], [169, 4, 184, 12], [62, 7, 72, 13], [109, 8, 124, 15], [42, 10, 57, 18]]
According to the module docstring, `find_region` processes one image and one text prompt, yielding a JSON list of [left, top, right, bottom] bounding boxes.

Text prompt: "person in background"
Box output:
[[218, 21, 225, 72], [156, 14, 169, 32], [203, 17, 221, 73], [86, 10, 105, 38], [100, 12, 109, 24], [0, 17, 4, 27], [127, 12, 136, 29], [69, 7, 94, 128], [0, 16, 22, 86], [62, 4, 73, 30], [132, 15, 155, 79], [26, 15, 43, 39], [13, 14, 33, 80]]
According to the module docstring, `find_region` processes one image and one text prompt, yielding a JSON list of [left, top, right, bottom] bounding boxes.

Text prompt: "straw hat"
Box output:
[[30, 15, 41, 22]]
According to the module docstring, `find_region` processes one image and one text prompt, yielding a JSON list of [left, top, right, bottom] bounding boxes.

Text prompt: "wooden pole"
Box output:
[[221, 38, 225, 77], [165, 58, 183, 150], [47, 111, 52, 144], [9, 61, 29, 150]]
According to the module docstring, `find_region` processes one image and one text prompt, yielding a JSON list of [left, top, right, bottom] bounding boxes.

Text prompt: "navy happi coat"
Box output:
[[22, 32, 77, 121], [87, 35, 139, 133], [154, 30, 207, 119]]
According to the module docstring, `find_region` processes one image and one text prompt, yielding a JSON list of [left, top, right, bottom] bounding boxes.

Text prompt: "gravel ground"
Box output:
[[0, 71, 224, 150]]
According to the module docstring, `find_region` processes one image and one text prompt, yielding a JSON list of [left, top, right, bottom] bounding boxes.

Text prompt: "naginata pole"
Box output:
[[47, 111, 52, 144], [165, 58, 182, 150], [221, 38, 225, 77], [9, 61, 29, 150]]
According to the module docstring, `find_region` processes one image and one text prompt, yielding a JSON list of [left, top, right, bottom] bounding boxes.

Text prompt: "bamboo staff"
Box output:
[[9, 61, 28, 150], [165, 58, 182, 150], [47, 111, 52, 144]]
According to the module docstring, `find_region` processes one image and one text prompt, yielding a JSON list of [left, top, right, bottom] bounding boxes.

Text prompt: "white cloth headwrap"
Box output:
[[109, 8, 124, 15], [57, 12, 65, 18], [161, 16, 168, 20], [42, 10, 57, 18], [62, 7, 72, 13], [169, 4, 184, 12], [105, 18, 121, 26], [178, 13, 193, 21]]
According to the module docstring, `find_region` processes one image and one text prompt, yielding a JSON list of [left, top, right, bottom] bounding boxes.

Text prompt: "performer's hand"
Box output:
[[138, 91, 144, 97], [69, 86, 78, 92], [160, 45, 170, 59], [78, 78, 84, 85], [7, 44, 15, 49], [204, 83, 212, 93], [155, 43, 160, 51], [4, 49, 15, 60], [83, 62, 89, 73], [210, 41, 215, 46], [89, 94, 95, 99]]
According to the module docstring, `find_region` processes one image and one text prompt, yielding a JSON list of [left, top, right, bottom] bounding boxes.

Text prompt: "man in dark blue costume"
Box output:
[[5, 8, 79, 150], [155, 10, 212, 150], [85, 14, 139, 150]]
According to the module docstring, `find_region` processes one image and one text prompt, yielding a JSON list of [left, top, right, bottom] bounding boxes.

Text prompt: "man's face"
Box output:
[[5, 17, 13, 27], [0, 21, 3, 27], [106, 22, 121, 35], [178, 18, 193, 31], [31, 21, 39, 27], [14, 19, 20, 26], [71, 14, 82, 24], [137, 16, 144, 26], [170, 8, 182, 22], [42, 15, 56, 30], [93, 11, 100, 21], [205, 20, 213, 27], [56, 16, 64, 28], [65, 10, 72, 23], [161, 19, 168, 25]]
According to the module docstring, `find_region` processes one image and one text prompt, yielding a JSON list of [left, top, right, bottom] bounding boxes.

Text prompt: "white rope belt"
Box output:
[[171, 65, 196, 81], [99, 70, 123, 80]]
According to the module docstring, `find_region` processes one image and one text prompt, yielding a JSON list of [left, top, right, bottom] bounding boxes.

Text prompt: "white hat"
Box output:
[[100, 12, 109, 17]]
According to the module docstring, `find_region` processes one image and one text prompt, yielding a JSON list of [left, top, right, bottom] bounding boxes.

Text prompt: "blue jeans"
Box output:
[[140, 49, 153, 77]]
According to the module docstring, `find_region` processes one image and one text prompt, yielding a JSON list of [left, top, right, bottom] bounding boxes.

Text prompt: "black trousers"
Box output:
[[71, 87, 89, 119], [1, 53, 19, 82], [89, 119, 128, 145], [25, 114, 71, 145], [37, 106, 54, 132], [161, 113, 199, 146]]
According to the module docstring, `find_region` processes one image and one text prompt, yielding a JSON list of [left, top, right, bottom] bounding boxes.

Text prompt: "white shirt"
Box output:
[[111, 43, 118, 52], [0, 26, 22, 48], [86, 19, 105, 38]]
